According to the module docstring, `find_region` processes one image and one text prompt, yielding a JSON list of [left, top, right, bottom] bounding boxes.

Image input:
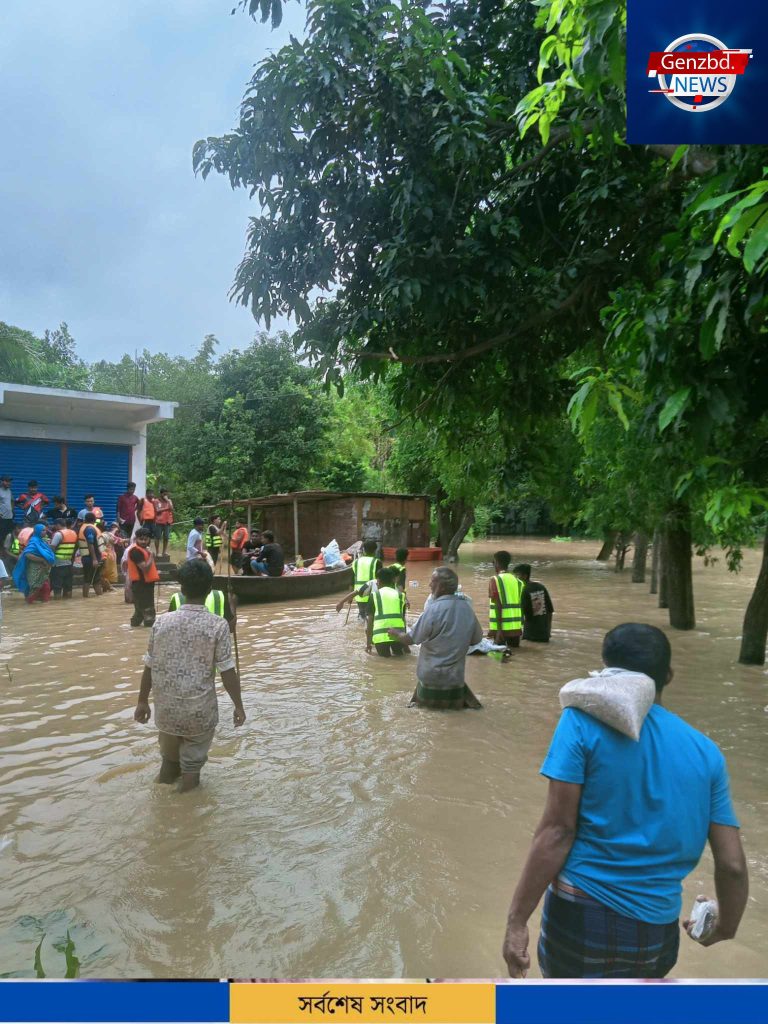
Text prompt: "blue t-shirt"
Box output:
[[541, 704, 739, 925]]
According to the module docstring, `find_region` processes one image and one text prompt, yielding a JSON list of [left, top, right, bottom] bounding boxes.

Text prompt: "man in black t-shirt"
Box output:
[[241, 529, 263, 576], [514, 563, 554, 643], [251, 529, 285, 577]]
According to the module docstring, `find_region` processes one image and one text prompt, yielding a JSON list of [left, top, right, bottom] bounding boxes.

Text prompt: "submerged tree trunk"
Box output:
[[614, 531, 631, 572], [649, 528, 660, 595], [596, 531, 616, 561], [445, 509, 476, 563], [658, 530, 669, 609], [739, 526, 768, 665], [631, 531, 649, 583], [437, 497, 474, 563], [665, 509, 695, 630]]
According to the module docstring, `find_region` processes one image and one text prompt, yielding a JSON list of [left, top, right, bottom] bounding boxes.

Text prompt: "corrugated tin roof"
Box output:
[[202, 490, 430, 509]]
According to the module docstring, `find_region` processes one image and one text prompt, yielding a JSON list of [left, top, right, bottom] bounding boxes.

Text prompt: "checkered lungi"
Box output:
[[538, 878, 680, 979]]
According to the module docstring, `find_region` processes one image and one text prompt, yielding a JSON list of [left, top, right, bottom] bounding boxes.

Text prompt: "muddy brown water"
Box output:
[[0, 538, 765, 978]]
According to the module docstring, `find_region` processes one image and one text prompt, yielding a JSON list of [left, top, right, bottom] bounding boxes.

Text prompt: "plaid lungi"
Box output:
[[538, 878, 680, 979], [414, 681, 469, 709]]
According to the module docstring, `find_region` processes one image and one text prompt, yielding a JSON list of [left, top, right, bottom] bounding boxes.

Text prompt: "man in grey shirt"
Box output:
[[0, 475, 14, 551], [389, 566, 484, 709]]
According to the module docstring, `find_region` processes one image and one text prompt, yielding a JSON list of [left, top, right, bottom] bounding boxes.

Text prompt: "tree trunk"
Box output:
[[739, 525, 768, 665], [658, 530, 669, 609], [596, 531, 616, 561], [445, 508, 476, 562], [649, 528, 660, 595], [665, 512, 695, 630], [614, 531, 631, 572], [631, 531, 649, 583], [437, 498, 473, 562]]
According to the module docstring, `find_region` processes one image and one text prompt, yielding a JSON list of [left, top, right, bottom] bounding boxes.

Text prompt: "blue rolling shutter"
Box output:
[[65, 443, 130, 524], [0, 439, 62, 521]]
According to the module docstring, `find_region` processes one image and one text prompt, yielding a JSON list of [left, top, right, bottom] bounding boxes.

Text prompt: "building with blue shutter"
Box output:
[[0, 383, 177, 523]]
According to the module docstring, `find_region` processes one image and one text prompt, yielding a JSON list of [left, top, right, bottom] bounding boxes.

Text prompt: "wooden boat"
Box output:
[[213, 565, 354, 604], [382, 546, 442, 561]]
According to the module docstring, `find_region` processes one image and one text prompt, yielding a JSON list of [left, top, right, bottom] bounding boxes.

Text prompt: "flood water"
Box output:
[[0, 538, 766, 979]]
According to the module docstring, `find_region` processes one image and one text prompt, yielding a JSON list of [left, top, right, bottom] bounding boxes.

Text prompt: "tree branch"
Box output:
[[358, 283, 586, 366]]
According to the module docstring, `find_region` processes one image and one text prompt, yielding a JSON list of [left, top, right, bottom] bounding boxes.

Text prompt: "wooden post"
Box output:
[[247, 505, 252, 532], [293, 497, 300, 558]]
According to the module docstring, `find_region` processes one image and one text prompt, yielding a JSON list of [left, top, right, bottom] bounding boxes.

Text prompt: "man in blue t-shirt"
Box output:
[[502, 622, 748, 979]]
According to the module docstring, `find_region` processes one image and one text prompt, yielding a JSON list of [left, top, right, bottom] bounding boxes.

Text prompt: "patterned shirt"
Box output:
[[144, 605, 236, 737]]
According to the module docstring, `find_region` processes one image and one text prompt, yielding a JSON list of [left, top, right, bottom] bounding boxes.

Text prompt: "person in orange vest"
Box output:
[[50, 518, 78, 599], [229, 518, 249, 574], [138, 489, 157, 542], [126, 526, 160, 627], [153, 488, 174, 558], [78, 512, 105, 597]]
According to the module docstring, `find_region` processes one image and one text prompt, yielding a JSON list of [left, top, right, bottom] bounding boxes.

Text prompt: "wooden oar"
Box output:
[[226, 498, 241, 678]]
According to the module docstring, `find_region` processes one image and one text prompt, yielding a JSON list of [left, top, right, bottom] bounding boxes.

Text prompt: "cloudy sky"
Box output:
[[0, 0, 304, 362]]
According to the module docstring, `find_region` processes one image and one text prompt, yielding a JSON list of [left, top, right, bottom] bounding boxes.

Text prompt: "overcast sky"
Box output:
[[0, 0, 303, 362]]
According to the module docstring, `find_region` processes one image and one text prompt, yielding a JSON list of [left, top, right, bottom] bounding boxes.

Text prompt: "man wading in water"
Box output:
[[502, 623, 748, 978], [388, 566, 483, 709], [133, 560, 245, 792]]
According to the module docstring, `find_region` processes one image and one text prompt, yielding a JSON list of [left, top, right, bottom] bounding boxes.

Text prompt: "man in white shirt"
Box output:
[[186, 517, 206, 561]]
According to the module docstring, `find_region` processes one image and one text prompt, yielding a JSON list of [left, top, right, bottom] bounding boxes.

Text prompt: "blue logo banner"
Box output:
[[627, 0, 767, 144]]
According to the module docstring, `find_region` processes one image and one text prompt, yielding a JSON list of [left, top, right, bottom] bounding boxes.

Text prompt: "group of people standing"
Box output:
[[0, 477, 176, 606]]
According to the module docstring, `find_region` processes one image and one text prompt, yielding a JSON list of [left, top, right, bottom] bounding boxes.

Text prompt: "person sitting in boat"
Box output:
[[251, 530, 284, 578], [241, 529, 263, 576]]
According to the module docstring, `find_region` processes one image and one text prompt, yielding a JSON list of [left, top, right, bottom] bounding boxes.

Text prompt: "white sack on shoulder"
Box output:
[[559, 667, 656, 741]]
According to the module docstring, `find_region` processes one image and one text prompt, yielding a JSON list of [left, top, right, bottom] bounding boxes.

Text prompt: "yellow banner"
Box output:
[[230, 983, 495, 1024]]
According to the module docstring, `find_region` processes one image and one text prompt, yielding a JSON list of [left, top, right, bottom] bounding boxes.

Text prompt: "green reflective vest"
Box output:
[[10, 538, 20, 555], [54, 529, 78, 563], [168, 590, 225, 616], [489, 572, 524, 632], [388, 562, 407, 588], [353, 555, 380, 603], [371, 586, 406, 645], [207, 529, 222, 549]]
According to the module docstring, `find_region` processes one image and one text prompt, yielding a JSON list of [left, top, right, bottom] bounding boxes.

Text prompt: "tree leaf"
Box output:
[[743, 209, 768, 274], [658, 387, 691, 432], [34, 935, 46, 979]]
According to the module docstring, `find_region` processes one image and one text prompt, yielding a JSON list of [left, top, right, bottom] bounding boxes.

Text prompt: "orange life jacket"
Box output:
[[78, 522, 105, 556], [140, 498, 156, 521], [126, 543, 160, 583], [230, 526, 249, 550]]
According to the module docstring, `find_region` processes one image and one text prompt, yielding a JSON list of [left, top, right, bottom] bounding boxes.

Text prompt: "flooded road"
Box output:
[[0, 538, 766, 978]]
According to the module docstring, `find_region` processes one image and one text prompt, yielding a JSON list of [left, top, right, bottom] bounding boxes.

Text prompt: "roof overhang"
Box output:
[[202, 490, 431, 510], [0, 383, 177, 430]]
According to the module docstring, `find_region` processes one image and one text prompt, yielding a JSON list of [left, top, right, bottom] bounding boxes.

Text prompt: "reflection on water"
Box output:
[[0, 538, 766, 977]]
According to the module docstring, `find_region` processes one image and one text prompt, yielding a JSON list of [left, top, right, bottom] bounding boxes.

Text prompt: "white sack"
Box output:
[[559, 666, 656, 741]]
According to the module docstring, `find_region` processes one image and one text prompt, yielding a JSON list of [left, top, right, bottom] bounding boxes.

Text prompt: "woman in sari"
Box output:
[[13, 522, 56, 604]]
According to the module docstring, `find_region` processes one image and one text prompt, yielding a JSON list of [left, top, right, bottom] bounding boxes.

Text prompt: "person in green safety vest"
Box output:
[[488, 550, 524, 650], [168, 587, 238, 634], [350, 539, 381, 621], [388, 547, 409, 592], [366, 566, 408, 656]]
